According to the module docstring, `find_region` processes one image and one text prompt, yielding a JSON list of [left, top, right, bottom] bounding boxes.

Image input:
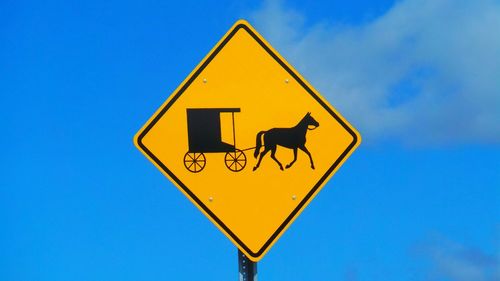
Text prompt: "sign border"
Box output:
[[134, 19, 361, 261]]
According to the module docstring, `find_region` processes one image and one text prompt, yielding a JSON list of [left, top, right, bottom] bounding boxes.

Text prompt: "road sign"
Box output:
[[134, 20, 361, 261]]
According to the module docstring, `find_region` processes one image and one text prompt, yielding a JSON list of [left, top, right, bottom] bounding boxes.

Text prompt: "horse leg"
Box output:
[[253, 147, 270, 171], [270, 146, 284, 171], [299, 145, 315, 169], [286, 148, 298, 169]]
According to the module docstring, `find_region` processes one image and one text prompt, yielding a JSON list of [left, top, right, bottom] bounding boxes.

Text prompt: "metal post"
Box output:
[[238, 250, 257, 281]]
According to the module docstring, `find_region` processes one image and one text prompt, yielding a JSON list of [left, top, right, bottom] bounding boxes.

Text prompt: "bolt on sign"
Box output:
[[134, 20, 361, 261]]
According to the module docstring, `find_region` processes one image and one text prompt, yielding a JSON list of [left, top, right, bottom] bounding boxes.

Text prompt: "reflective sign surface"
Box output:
[[134, 20, 361, 261]]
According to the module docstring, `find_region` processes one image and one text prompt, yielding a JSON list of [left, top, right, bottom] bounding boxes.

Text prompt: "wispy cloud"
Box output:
[[249, 0, 500, 145], [415, 235, 499, 281]]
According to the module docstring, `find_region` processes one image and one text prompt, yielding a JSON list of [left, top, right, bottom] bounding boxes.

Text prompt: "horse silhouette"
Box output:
[[253, 112, 319, 171]]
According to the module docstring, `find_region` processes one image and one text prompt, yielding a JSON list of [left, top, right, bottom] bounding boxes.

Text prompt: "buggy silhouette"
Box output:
[[184, 108, 247, 173]]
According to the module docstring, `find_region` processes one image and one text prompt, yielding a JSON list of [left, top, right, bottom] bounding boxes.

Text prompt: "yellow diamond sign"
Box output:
[[134, 20, 361, 261]]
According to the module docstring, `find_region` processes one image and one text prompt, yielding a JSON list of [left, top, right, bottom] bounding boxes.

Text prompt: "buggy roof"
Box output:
[[187, 108, 240, 114]]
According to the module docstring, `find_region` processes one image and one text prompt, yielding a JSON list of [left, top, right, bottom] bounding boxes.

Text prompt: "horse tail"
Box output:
[[254, 131, 266, 158]]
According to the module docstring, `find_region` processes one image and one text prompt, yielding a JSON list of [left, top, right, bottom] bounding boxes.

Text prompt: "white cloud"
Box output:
[[415, 235, 499, 281], [250, 0, 500, 145]]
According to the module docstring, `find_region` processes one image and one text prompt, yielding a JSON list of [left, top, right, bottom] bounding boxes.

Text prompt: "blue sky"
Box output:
[[1, 0, 499, 280]]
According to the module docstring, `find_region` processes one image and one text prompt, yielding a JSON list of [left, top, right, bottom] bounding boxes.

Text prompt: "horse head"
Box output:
[[304, 112, 319, 130]]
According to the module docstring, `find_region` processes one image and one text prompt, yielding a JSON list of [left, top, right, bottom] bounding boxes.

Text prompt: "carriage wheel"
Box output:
[[224, 149, 246, 172], [184, 152, 206, 173]]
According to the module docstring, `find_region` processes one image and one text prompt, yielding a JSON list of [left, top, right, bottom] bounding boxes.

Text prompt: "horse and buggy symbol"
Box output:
[[183, 108, 319, 173]]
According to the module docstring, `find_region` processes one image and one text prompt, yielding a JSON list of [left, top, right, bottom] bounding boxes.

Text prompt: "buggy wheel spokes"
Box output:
[[224, 149, 247, 172], [184, 152, 206, 173]]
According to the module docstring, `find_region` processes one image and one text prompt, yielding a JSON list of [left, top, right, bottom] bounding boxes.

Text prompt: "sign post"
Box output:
[[239, 250, 257, 281], [134, 19, 361, 265]]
